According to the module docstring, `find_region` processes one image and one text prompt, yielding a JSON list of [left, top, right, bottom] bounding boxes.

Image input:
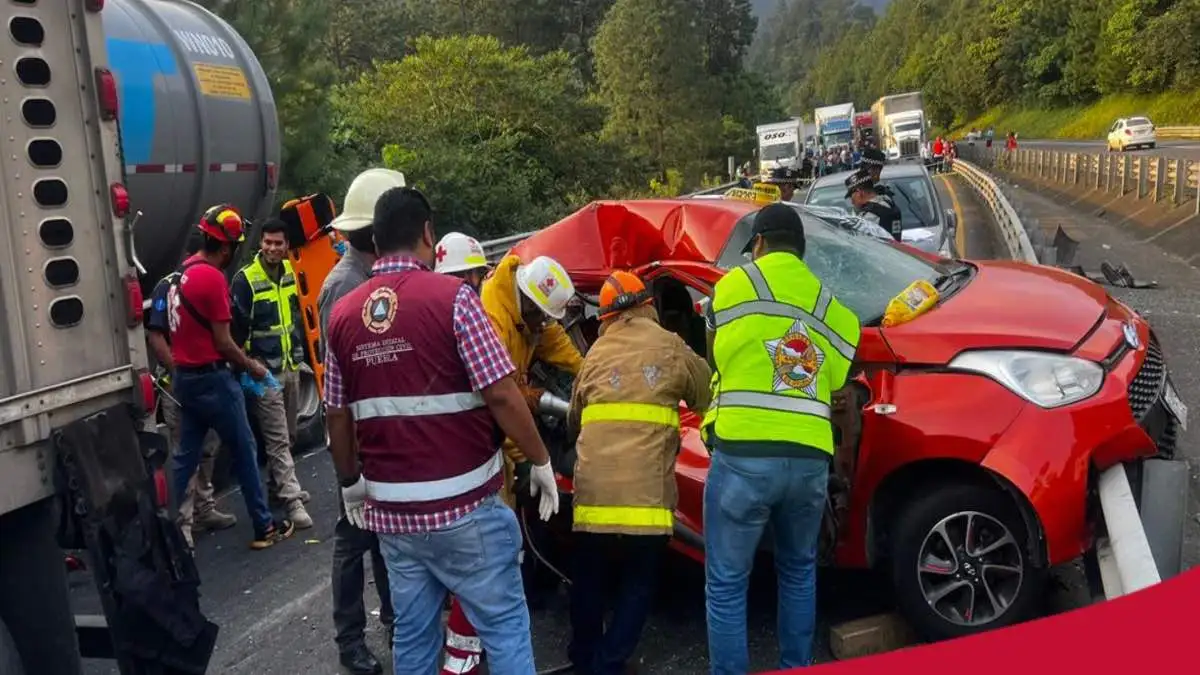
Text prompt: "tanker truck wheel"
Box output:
[[294, 363, 326, 451]]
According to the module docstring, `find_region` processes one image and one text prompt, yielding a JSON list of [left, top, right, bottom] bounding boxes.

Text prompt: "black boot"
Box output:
[[339, 643, 383, 675]]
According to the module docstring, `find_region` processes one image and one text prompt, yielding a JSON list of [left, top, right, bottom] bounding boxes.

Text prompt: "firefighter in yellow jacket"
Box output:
[[479, 253, 584, 504], [566, 271, 712, 675]]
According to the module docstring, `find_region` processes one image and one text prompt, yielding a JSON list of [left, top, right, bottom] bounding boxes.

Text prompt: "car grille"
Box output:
[[1128, 339, 1166, 420], [899, 139, 919, 157], [1126, 337, 1178, 458]]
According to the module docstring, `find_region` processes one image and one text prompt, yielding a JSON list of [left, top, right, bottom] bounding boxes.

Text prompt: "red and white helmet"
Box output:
[[434, 232, 488, 275], [515, 256, 574, 320]]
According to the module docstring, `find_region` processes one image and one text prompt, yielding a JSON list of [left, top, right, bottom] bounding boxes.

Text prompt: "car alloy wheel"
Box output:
[[916, 510, 1024, 627], [889, 483, 1044, 641]]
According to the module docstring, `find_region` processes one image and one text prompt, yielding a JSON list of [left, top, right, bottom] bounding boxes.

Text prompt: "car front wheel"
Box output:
[[889, 484, 1045, 641]]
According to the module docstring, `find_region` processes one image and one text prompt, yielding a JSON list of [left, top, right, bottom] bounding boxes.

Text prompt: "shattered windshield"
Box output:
[[716, 205, 943, 324]]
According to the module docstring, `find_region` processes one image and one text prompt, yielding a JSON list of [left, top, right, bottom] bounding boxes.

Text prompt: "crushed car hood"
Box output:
[[512, 199, 755, 284], [882, 260, 1108, 364]]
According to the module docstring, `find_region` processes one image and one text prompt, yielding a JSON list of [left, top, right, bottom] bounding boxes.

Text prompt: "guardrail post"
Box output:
[[1136, 157, 1147, 199], [1073, 154, 1081, 185], [1122, 155, 1132, 195], [1094, 154, 1102, 190], [1172, 159, 1184, 205], [1154, 158, 1166, 202]]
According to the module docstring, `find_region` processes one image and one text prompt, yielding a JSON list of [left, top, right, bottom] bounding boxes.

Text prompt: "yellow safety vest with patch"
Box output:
[[241, 256, 302, 372], [702, 251, 861, 454]]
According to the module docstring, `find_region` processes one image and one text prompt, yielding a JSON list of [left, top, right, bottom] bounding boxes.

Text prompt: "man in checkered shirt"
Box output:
[[324, 187, 561, 674]]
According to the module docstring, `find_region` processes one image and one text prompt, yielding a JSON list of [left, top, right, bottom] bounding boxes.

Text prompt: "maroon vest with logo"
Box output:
[[326, 270, 499, 514]]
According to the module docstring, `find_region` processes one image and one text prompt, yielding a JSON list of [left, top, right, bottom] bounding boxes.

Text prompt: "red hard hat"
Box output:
[[197, 204, 246, 243], [599, 270, 652, 321]]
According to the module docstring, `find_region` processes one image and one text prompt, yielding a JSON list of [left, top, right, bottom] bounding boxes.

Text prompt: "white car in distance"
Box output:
[[1107, 116, 1157, 152]]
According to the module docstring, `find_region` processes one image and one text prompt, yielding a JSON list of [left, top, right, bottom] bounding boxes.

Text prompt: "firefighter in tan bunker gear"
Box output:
[[566, 271, 713, 675]]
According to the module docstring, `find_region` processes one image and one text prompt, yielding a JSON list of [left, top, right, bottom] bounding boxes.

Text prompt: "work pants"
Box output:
[[331, 478, 394, 653], [247, 369, 304, 505], [172, 367, 273, 537], [378, 495, 535, 675], [161, 388, 220, 527], [703, 450, 828, 674], [569, 532, 669, 675]]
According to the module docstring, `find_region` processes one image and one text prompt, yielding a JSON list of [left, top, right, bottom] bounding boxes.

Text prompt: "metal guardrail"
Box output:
[[962, 145, 1200, 217], [480, 180, 742, 264], [951, 159, 1038, 264], [1157, 125, 1200, 140]]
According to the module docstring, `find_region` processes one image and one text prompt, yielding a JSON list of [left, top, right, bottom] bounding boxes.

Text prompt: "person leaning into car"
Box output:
[[565, 271, 712, 675], [701, 203, 861, 674]]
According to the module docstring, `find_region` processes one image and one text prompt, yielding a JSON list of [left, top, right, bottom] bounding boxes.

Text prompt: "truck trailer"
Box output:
[[813, 103, 855, 149], [871, 91, 927, 160], [755, 119, 805, 176], [1, 1, 280, 672]]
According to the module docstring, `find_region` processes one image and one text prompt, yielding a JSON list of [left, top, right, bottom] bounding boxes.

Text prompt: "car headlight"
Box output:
[[947, 350, 1104, 408]]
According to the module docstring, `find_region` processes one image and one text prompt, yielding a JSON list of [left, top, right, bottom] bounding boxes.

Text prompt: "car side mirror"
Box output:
[[945, 208, 958, 233]]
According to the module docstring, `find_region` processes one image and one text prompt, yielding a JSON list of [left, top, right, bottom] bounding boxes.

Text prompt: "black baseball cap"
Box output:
[[741, 203, 806, 254]]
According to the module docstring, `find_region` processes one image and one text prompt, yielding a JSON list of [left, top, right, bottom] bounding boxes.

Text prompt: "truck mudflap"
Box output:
[[1087, 458, 1188, 600], [54, 403, 217, 674]]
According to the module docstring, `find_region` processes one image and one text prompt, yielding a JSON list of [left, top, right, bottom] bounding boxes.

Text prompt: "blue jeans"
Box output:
[[377, 495, 535, 675], [172, 367, 273, 536], [704, 450, 829, 674]]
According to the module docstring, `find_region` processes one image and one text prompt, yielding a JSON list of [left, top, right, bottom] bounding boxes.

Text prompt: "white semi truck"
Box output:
[[813, 103, 855, 149], [756, 119, 805, 176], [871, 91, 928, 160]]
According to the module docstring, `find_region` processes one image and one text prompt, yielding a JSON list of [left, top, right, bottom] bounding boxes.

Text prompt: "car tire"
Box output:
[[0, 616, 26, 675], [293, 363, 326, 452], [1148, 143, 1156, 150], [889, 483, 1045, 642]]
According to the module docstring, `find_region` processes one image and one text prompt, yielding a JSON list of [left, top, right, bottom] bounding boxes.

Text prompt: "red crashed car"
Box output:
[[507, 198, 1187, 641]]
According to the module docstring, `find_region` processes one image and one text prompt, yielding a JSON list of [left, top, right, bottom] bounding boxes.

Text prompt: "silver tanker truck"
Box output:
[[1, 2, 281, 673]]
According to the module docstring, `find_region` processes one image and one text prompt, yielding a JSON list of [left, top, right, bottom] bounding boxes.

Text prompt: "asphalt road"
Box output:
[[73, 175, 1194, 673], [1013, 139, 1200, 160]]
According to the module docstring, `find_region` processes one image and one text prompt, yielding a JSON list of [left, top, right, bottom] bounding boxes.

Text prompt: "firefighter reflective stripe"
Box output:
[[580, 402, 680, 428], [365, 451, 502, 502], [445, 630, 482, 653], [573, 504, 674, 529], [349, 392, 485, 420], [715, 391, 830, 418]]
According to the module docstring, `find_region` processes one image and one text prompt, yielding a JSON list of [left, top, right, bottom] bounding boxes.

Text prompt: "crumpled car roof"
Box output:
[[512, 199, 757, 285]]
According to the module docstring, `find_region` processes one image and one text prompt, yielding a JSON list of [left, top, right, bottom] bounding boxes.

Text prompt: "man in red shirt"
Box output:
[[167, 204, 295, 550]]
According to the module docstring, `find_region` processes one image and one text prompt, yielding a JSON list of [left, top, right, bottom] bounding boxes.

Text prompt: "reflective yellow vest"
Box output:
[[702, 251, 861, 454], [241, 255, 302, 372]]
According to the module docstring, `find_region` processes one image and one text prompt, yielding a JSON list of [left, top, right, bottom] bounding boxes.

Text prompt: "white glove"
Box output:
[[341, 476, 368, 529], [528, 461, 560, 522]]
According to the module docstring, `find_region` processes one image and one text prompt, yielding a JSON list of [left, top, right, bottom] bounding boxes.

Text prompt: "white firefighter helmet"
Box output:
[[329, 168, 406, 232], [435, 232, 488, 274], [515, 256, 574, 320]]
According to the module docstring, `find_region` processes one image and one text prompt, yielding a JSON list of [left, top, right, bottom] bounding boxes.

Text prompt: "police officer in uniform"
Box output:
[[846, 169, 903, 242], [858, 147, 893, 198], [763, 166, 800, 202]]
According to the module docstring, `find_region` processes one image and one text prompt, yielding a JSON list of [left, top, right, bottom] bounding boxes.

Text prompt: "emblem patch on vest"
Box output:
[[764, 320, 824, 397], [362, 286, 398, 334], [643, 365, 660, 389]]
